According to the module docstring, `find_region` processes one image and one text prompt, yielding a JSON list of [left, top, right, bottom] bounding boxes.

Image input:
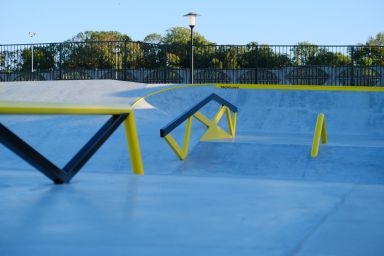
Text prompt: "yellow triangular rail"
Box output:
[[163, 106, 237, 160], [311, 113, 327, 157], [194, 106, 237, 141]]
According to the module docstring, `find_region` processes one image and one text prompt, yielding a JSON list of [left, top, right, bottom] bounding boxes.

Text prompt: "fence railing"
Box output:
[[1, 41, 383, 86]]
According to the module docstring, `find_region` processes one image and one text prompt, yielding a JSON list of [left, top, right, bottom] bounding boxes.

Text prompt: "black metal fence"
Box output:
[[1, 41, 383, 86]]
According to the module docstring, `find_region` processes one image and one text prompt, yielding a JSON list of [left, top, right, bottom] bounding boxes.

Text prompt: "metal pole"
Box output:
[[113, 44, 120, 80], [190, 26, 194, 84], [124, 40, 128, 81], [28, 32, 36, 73], [31, 45, 34, 73], [255, 45, 259, 83], [115, 50, 118, 80], [351, 46, 355, 86], [164, 44, 168, 83]]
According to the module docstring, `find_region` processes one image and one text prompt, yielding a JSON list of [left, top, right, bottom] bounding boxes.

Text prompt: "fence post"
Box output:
[[164, 44, 168, 84], [255, 45, 259, 83], [351, 46, 355, 86], [59, 43, 63, 80], [232, 46, 236, 83]]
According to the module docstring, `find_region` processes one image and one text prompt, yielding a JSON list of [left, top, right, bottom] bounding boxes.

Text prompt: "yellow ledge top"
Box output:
[[216, 84, 384, 92], [0, 101, 132, 115], [131, 84, 212, 108]]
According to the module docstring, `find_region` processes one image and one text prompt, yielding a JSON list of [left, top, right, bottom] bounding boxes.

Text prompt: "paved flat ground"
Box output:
[[1, 170, 384, 256]]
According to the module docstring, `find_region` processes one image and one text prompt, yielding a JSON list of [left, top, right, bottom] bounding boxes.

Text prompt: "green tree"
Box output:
[[69, 31, 131, 42], [367, 32, 384, 46], [0, 52, 4, 70], [308, 49, 350, 66], [62, 31, 132, 69], [292, 41, 321, 65], [208, 46, 243, 69], [144, 33, 162, 44], [126, 42, 144, 68], [141, 42, 165, 68], [292, 42, 350, 66], [352, 33, 384, 66], [162, 27, 213, 68], [0, 50, 20, 71], [194, 45, 217, 68], [322, 50, 350, 65], [162, 27, 212, 45], [352, 46, 384, 66], [240, 42, 291, 68], [21, 45, 56, 71]]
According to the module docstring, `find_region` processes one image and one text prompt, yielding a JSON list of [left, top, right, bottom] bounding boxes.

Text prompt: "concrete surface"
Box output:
[[1, 80, 384, 255]]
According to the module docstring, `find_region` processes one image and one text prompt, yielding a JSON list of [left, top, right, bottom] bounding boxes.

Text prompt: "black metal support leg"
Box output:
[[0, 122, 66, 184], [63, 114, 128, 182], [0, 114, 129, 184]]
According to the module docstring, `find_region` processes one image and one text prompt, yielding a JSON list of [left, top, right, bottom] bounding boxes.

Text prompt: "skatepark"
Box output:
[[1, 80, 384, 255]]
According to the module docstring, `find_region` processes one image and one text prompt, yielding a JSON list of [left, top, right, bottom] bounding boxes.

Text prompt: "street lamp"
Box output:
[[112, 44, 121, 80], [28, 32, 36, 73], [184, 12, 199, 84]]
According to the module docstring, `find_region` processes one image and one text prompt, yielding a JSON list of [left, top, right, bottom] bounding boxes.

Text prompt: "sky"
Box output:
[[1, 0, 383, 45]]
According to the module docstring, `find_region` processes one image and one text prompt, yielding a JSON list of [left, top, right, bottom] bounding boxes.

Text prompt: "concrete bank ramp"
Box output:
[[143, 87, 384, 184]]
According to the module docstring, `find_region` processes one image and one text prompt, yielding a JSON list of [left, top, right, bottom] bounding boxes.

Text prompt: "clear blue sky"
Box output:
[[1, 0, 383, 45]]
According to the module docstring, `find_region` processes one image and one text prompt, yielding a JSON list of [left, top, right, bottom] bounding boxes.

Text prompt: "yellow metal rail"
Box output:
[[311, 113, 328, 157], [0, 101, 135, 115], [164, 107, 237, 160], [0, 101, 144, 181], [160, 94, 238, 160]]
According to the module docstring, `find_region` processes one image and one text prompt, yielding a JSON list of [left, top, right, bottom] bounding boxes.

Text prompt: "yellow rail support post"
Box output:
[[163, 116, 193, 160], [213, 106, 227, 123], [311, 113, 327, 158], [225, 107, 237, 137], [183, 116, 193, 154], [124, 110, 144, 175], [164, 135, 184, 160]]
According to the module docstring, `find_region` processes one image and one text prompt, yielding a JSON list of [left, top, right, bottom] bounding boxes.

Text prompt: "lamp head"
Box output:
[[183, 12, 199, 28]]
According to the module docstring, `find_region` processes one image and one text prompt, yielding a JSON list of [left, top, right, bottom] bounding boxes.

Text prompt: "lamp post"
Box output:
[[113, 44, 121, 80], [28, 32, 36, 73], [184, 12, 199, 84]]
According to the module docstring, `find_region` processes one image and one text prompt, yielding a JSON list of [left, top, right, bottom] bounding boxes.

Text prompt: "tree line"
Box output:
[[1, 29, 383, 72]]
